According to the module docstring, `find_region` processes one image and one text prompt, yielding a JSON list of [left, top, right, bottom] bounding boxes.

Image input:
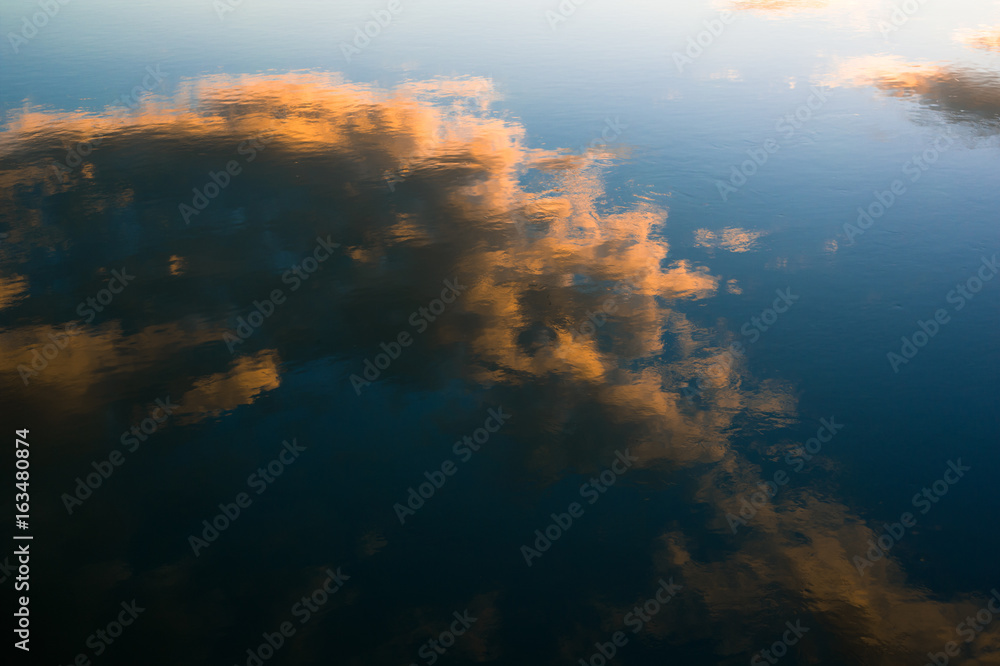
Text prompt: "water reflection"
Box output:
[[957, 26, 1000, 53], [825, 57, 1000, 128], [730, 0, 881, 30], [1, 72, 996, 664]]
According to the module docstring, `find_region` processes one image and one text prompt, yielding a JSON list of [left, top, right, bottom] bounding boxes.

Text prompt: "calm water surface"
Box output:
[[1, 1, 999, 664]]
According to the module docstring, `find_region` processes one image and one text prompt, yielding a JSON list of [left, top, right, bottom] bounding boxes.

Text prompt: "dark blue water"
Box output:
[[1, 1, 999, 664]]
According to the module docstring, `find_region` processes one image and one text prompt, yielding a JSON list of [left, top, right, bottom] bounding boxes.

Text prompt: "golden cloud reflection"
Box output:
[[823, 56, 1000, 126], [0, 71, 989, 663], [0, 274, 28, 311], [732, 0, 831, 13], [172, 351, 281, 425], [957, 26, 1000, 53], [694, 226, 767, 253], [729, 0, 882, 32]]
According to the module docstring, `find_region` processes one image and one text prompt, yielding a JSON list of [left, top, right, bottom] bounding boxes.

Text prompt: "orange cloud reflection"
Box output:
[[1, 71, 991, 664]]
